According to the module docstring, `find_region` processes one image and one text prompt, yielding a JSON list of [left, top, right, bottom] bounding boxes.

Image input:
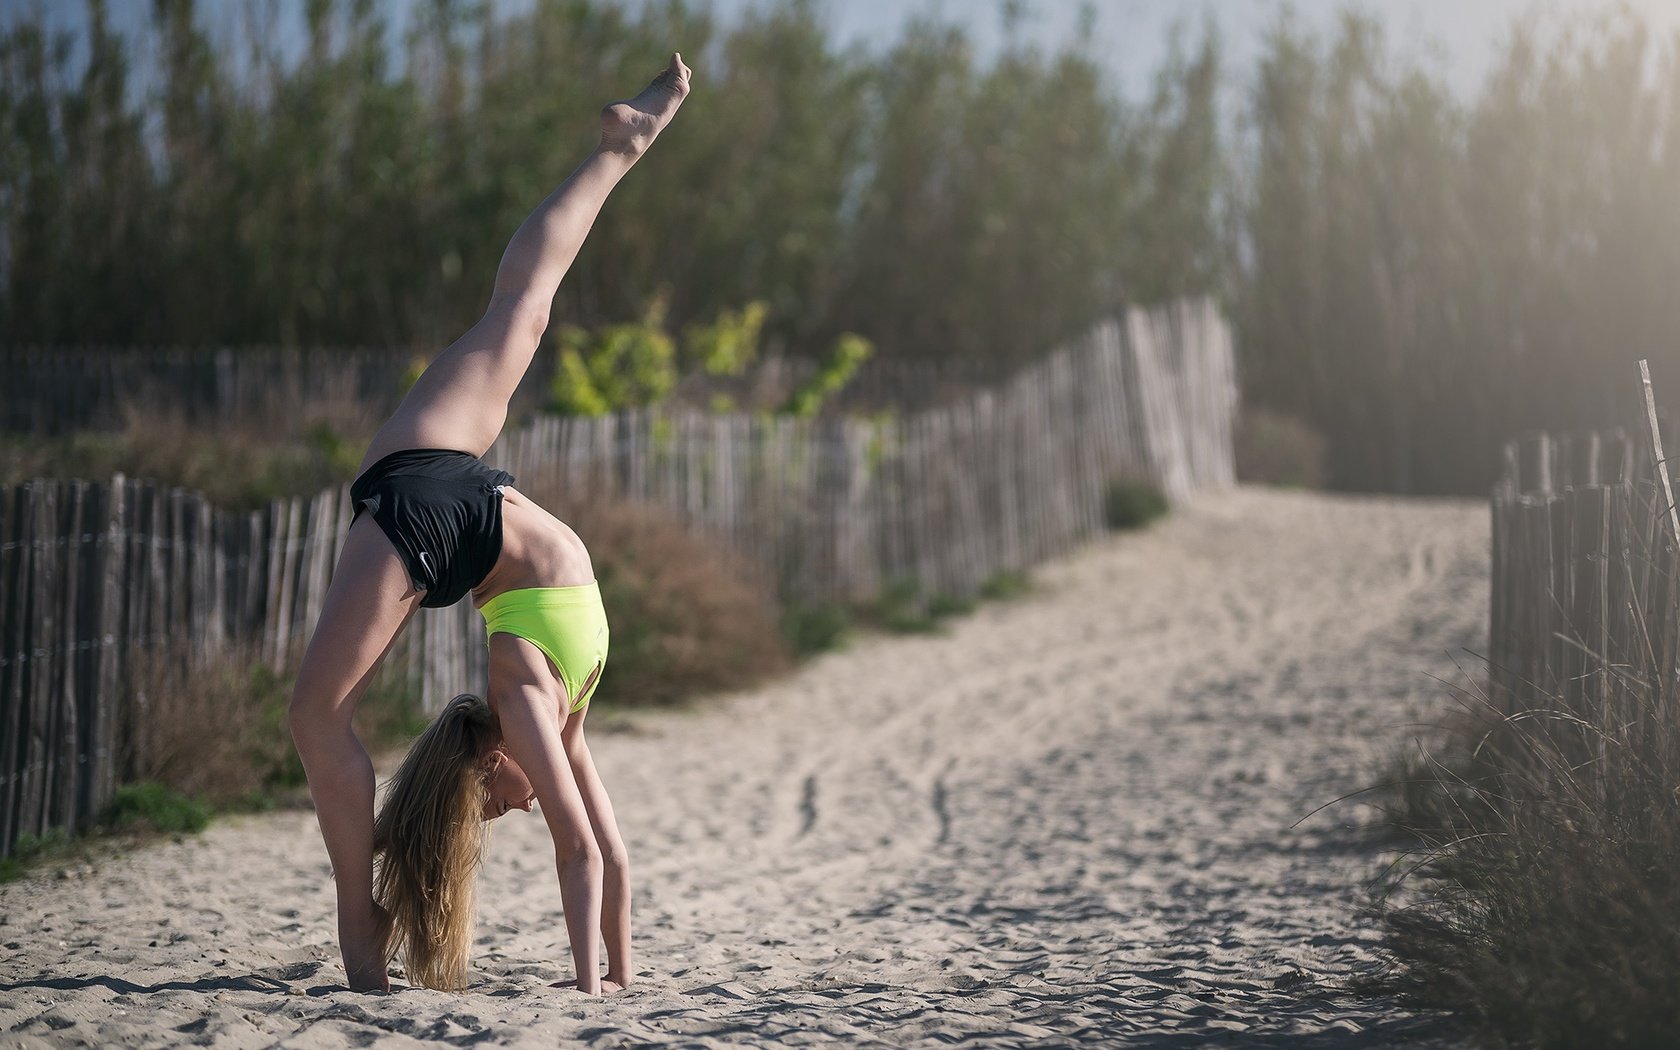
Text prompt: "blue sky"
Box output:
[[13, 0, 1679, 102]]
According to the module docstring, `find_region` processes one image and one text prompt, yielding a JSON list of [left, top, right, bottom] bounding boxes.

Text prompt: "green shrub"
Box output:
[[686, 301, 768, 377], [870, 578, 941, 634], [781, 603, 852, 656], [1103, 479, 1169, 530], [0, 829, 69, 882], [1234, 407, 1329, 489], [549, 294, 679, 416], [860, 574, 1028, 635], [926, 592, 976, 619], [978, 571, 1031, 601], [104, 782, 210, 834], [783, 333, 874, 418]]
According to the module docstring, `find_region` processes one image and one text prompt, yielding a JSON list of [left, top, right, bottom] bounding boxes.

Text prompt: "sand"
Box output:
[[0, 487, 1485, 1048]]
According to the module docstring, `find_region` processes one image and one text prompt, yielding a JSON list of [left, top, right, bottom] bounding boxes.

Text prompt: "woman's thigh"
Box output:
[[360, 298, 539, 470], [292, 515, 424, 722]]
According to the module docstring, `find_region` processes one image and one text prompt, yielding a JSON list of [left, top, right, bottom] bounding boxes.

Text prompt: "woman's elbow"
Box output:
[[552, 830, 603, 869]]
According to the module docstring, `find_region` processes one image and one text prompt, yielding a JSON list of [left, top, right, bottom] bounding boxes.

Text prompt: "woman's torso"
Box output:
[[472, 486, 596, 606]]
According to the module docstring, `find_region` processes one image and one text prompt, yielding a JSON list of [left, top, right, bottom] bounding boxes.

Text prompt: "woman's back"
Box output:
[[473, 487, 597, 603]]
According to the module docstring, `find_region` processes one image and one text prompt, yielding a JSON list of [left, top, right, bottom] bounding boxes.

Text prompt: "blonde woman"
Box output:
[[286, 55, 691, 994]]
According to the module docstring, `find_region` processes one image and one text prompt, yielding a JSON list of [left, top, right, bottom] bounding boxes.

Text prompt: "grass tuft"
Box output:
[[925, 592, 977, 619], [0, 830, 69, 882], [870, 578, 942, 634], [104, 782, 211, 835], [1368, 664, 1680, 1048], [781, 602, 853, 656], [978, 570, 1031, 601], [1103, 479, 1169, 530]]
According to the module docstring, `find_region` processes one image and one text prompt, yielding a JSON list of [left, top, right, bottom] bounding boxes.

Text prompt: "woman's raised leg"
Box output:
[[293, 54, 690, 992], [288, 517, 423, 991], [359, 53, 692, 468]]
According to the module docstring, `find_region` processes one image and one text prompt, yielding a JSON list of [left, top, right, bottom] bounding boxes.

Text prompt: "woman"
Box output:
[[287, 54, 691, 995]]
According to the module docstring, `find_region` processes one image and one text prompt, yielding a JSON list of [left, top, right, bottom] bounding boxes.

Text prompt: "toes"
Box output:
[[659, 51, 691, 91]]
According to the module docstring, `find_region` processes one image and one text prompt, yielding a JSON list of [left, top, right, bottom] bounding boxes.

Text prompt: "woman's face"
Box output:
[[482, 748, 536, 821]]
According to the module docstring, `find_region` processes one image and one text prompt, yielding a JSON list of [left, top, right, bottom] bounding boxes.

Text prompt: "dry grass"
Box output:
[[1, 396, 376, 510], [128, 645, 301, 807], [1370, 659, 1680, 1048], [521, 477, 793, 708], [130, 643, 425, 808]]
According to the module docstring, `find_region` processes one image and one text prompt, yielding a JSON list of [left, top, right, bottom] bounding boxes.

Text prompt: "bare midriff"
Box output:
[[472, 486, 597, 606]]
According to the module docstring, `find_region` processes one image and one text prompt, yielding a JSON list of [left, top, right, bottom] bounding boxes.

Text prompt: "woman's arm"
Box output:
[[563, 728, 633, 987], [489, 639, 606, 993]]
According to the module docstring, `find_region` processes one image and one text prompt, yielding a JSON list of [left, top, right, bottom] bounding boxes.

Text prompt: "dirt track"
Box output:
[[1, 487, 1483, 1047]]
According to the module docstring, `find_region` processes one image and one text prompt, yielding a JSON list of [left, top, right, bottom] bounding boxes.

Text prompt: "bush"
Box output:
[[1103, 479, 1169, 530], [925, 592, 976, 619], [781, 602, 852, 656], [869, 578, 941, 634], [1233, 407, 1328, 489], [104, 782, 210, 834], [0, 830, 69, 882], [524, 482, 793, 707], [860, 579, 1001, 633], [978, 571, 1031, 601]]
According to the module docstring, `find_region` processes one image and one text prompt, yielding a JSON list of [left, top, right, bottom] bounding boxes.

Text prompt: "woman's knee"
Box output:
[[597, 830, 630, 871], [287, 685, 351, 746]]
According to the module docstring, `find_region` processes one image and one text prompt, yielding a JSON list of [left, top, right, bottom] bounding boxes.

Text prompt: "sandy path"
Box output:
[[1, 488, 1483, 1047]]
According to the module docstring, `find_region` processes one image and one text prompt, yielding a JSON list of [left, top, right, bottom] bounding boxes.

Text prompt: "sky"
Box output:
[[725, 0, 1680, 99], [11, 0, 1680, 103]]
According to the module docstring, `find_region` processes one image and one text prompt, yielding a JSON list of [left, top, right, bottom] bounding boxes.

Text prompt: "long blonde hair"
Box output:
[[372, 692, 496, 990]]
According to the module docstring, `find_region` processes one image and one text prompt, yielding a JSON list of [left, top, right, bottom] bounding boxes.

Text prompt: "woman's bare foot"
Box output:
[[600, 52, 691, 157]]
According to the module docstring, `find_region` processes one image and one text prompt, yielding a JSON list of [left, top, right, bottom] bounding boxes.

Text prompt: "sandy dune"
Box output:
[[1, 487, 1483, 1047]]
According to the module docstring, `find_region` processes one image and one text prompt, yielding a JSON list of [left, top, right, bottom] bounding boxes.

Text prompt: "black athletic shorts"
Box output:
[[349, 449, 514, 609]]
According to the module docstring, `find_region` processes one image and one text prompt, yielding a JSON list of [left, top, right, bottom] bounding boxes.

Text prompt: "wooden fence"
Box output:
[[0, 298, 1237, 857], [1486, 420, 1680, 781]]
